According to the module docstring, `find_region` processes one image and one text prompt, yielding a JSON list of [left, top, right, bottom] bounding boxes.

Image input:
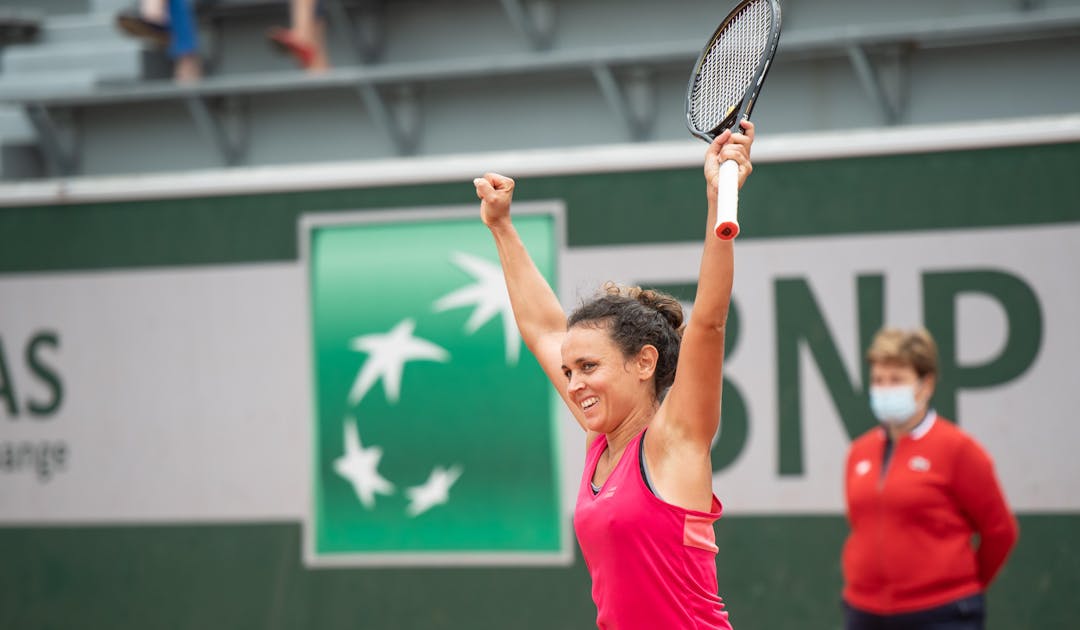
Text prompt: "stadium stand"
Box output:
[[0, 7, 42, 178], [0, 0, 1077, 180]]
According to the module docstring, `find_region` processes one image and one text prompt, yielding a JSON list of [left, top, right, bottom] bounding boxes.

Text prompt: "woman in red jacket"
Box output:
[[842, 327, 1018, 630]]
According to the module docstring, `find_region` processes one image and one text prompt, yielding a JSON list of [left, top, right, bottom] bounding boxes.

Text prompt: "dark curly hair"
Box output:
[[567, 282, 685, 398]]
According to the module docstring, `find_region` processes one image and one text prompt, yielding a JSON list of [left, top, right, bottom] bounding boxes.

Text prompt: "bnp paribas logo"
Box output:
[[300, 203, 569, 567]]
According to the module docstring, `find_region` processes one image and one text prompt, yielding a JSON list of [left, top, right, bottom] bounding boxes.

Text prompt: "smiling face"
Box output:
[[561, 323, 657, 434]]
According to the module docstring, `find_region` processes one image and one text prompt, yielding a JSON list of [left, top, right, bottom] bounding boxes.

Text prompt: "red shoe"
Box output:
[[267, 27, 316, 69]]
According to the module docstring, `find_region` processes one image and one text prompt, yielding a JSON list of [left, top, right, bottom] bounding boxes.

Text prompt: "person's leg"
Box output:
[[843, 601, 887, 630], [291, 0, 318, 41], [295, 0, 329, 70], [268, 0, 329, 71], [167, 0, 201, 81], [141, 0, 167, 24], [887, 594, 985, 630], [921, 594, 985, 630]]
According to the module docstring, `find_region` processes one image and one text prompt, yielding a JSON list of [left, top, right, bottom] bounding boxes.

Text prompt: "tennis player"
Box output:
[[473, 123, 754, 629], [842, 327, 1019, 629]]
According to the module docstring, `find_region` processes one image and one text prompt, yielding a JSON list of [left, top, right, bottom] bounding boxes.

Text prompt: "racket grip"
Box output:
[[714, 159, 740, 240]]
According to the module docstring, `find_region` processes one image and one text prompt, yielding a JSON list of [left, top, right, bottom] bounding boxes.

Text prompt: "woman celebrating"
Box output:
[[473, 124, 754, 629], [842, 327, 1019, 629]]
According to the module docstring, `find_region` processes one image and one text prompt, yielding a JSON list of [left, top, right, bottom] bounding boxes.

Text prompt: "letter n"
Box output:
[[775, 275, 883, 476]]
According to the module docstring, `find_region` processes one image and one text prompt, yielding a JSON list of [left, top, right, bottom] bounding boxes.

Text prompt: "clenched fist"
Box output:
[[474, 172, 516, 228]]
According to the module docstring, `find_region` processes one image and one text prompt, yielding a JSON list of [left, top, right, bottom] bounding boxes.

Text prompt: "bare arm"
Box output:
[[657, 124, 755, 448], [474, 173, 587, 431]]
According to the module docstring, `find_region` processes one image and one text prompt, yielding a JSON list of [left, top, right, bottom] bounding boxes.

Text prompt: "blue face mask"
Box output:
[[869, 385, 919, 425]]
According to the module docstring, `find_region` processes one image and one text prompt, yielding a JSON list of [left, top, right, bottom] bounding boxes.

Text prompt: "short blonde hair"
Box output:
[[866, 327, 939, 378]]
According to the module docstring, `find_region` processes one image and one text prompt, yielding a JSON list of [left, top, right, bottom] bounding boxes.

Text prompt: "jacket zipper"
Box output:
[[875, 436, 896, 607]]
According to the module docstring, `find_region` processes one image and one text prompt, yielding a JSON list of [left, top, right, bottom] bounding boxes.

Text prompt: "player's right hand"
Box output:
[[704, 121, 755, 194], [474, 172, 515, 227]]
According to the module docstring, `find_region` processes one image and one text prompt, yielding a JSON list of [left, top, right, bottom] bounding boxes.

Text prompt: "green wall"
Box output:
[[1, 516, 1075, 629], [2, 142, 1079, 273]]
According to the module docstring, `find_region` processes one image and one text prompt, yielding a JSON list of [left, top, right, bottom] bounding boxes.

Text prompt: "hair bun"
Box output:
[[603, 282, 685, 334]]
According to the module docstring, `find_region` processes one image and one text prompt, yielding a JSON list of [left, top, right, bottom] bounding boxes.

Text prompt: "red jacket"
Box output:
[[842, 414, 1019, 615]]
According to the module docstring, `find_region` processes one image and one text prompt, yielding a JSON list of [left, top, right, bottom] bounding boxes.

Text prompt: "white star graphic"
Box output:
[[347, 318, 450, 406], [405, 464, 464, 517], [333, 417, 395, 509], [433, 251, 521, 365]]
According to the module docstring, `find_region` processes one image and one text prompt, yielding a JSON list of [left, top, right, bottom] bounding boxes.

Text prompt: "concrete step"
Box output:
[[90, 0, 135, 15], [10, 0, 91, 17], [39, 12, 125, 45], [1, 39, 143, 80], [0, 106, 35, 144], [0, 68, 100, 100]]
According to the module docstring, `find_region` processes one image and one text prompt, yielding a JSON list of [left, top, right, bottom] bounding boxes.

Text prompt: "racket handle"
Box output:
[[714, 159, 740, 240]]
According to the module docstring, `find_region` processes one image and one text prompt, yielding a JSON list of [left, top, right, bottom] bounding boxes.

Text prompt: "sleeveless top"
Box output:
[[573, 429, 733, 629]]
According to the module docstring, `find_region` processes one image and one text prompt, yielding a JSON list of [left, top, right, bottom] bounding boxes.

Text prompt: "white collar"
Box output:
[[909, 409, 937, 440]]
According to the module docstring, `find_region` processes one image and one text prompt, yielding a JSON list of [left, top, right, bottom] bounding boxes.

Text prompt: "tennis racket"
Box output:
[[686, 0, 782, 239]]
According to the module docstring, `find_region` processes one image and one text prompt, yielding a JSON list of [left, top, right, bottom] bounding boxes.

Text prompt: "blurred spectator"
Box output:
[[842, 327, 1018, 630], [0, 9, 42, 48], [116, 0, 202, 82], [267, 0, 330, 72]]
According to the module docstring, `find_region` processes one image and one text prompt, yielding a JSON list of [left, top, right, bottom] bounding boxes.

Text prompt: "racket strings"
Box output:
[[690, 0, 773, 134]]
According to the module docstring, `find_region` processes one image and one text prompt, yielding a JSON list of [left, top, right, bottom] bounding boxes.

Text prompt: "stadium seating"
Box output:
[[0, 0, 1077, 181]]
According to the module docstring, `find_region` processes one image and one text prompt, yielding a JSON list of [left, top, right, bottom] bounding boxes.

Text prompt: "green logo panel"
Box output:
[[303, 207, 566, 566]]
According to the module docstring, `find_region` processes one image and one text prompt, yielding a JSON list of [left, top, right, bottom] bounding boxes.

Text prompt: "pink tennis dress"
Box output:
[[573, 429, 733, 629]]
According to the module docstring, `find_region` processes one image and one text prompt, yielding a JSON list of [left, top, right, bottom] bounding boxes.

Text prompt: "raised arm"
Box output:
[[474, 173, 586, 430], [658, 123, 755, 448]]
